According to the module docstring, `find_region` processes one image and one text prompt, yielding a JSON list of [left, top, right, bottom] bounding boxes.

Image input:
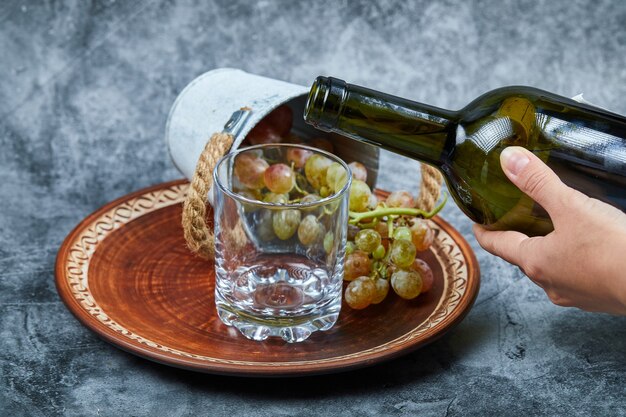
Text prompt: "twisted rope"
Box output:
[[181, 132, 234, 260], [415, 163, 443, 212]]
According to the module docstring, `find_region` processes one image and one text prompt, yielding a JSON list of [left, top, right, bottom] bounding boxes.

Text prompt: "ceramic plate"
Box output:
[[55, 180, 479, 377]]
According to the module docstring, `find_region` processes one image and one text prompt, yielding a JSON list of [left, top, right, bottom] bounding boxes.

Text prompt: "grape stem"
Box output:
[[293, 181, 309, 195], [357, 217, 379, 229], [292, 165, 310, 196], [348, 193, 448, 225]]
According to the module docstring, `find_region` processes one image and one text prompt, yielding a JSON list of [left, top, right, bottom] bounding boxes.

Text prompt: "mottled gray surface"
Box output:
[[1, 0, 625, 416]]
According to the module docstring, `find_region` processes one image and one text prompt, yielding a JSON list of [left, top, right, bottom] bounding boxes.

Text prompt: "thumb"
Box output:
[[500, 146, 573, 215]]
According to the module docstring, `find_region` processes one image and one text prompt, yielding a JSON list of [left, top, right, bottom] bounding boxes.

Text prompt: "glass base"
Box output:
[[215, 302, 340, 343], [214, 253, 343, 343]]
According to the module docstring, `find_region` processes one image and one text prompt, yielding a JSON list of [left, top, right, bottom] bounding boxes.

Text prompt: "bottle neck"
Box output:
[[304, 77, 457, 166]]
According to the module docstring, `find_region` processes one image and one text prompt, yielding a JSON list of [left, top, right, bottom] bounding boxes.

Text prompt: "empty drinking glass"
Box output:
[[212, 144, 351, 342]]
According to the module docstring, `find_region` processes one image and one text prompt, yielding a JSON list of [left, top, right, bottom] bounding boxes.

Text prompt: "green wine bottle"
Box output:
[[304, 77, 626, 236]]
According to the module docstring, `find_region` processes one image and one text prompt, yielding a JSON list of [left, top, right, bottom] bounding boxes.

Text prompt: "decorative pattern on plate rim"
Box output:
[[62, 183, 468, 366]]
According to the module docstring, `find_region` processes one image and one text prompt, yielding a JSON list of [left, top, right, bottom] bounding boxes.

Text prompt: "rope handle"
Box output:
[[182, 133, 443, 260], [416, 163, 444, 212], [181, 132, 234, 260]]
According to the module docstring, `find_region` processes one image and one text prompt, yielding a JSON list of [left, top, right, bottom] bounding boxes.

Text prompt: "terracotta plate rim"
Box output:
[[55, 179, 480, 377]]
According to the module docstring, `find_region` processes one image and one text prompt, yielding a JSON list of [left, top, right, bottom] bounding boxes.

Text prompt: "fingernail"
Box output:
[[501, 147, 529, 176]]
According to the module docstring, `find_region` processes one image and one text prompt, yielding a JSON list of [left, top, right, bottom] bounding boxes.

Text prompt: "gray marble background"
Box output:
[[1, 1, 625, 416]]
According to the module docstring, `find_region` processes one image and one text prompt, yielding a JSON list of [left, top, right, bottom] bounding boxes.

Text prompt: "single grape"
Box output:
[[264, 163, 295, 194], [375, 221, 389, 238], [263, 192, 288, 204], [410, 219, 435, 251], [386, 190, 415, 208], [323, 231, 334, 254], [304, 154, 333, 189], [309, 137, 334, 153], [272, 209, 301, 240], [371, 278, 390, 304], [368, 193, 379, 210], [326, 162, 349, 193], [390, 239, 417, 268], [261, 147, 284, 163], [237, 189, 262, 201], [319, 185, 331, 198], [345, 241, 356, 255], [298, 194, 320, 214], [301, 194, 321, 204], [256, 210, 275, 241], [349, 180, 372, 212], [265, 105, 293, 136], [344, 250, 372, 281], [286, 147, 313, 169], [411, 259, 434, 293], [298, 214, 322, 246], [246, 120, 282, 145], [372, 244, 386, 260], [393, 226, 412, 241], [347, 224, 360, 241], [348, 161, 367, 182], [234, 154, 269, 189], [237, 189, 262, 212], [391, 270, 422, 300], [344, 276, 376, 309], [355, 229, 382, 253]]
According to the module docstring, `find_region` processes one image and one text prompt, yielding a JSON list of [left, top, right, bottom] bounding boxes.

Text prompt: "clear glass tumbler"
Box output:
[[213, 144, 351, 342]]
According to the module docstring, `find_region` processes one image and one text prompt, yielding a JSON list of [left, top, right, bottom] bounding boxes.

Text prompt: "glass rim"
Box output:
[[213, 143, 353, 209]]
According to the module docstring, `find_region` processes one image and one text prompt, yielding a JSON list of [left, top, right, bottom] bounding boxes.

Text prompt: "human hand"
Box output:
[[473, 146, 626, 315]]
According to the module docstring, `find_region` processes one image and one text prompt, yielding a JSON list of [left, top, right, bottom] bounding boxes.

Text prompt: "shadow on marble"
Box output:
[[117, 316, 495, 397]]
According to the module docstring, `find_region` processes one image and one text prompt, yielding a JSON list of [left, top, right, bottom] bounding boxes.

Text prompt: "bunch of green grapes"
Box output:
[[343, 178, 438, 310]]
